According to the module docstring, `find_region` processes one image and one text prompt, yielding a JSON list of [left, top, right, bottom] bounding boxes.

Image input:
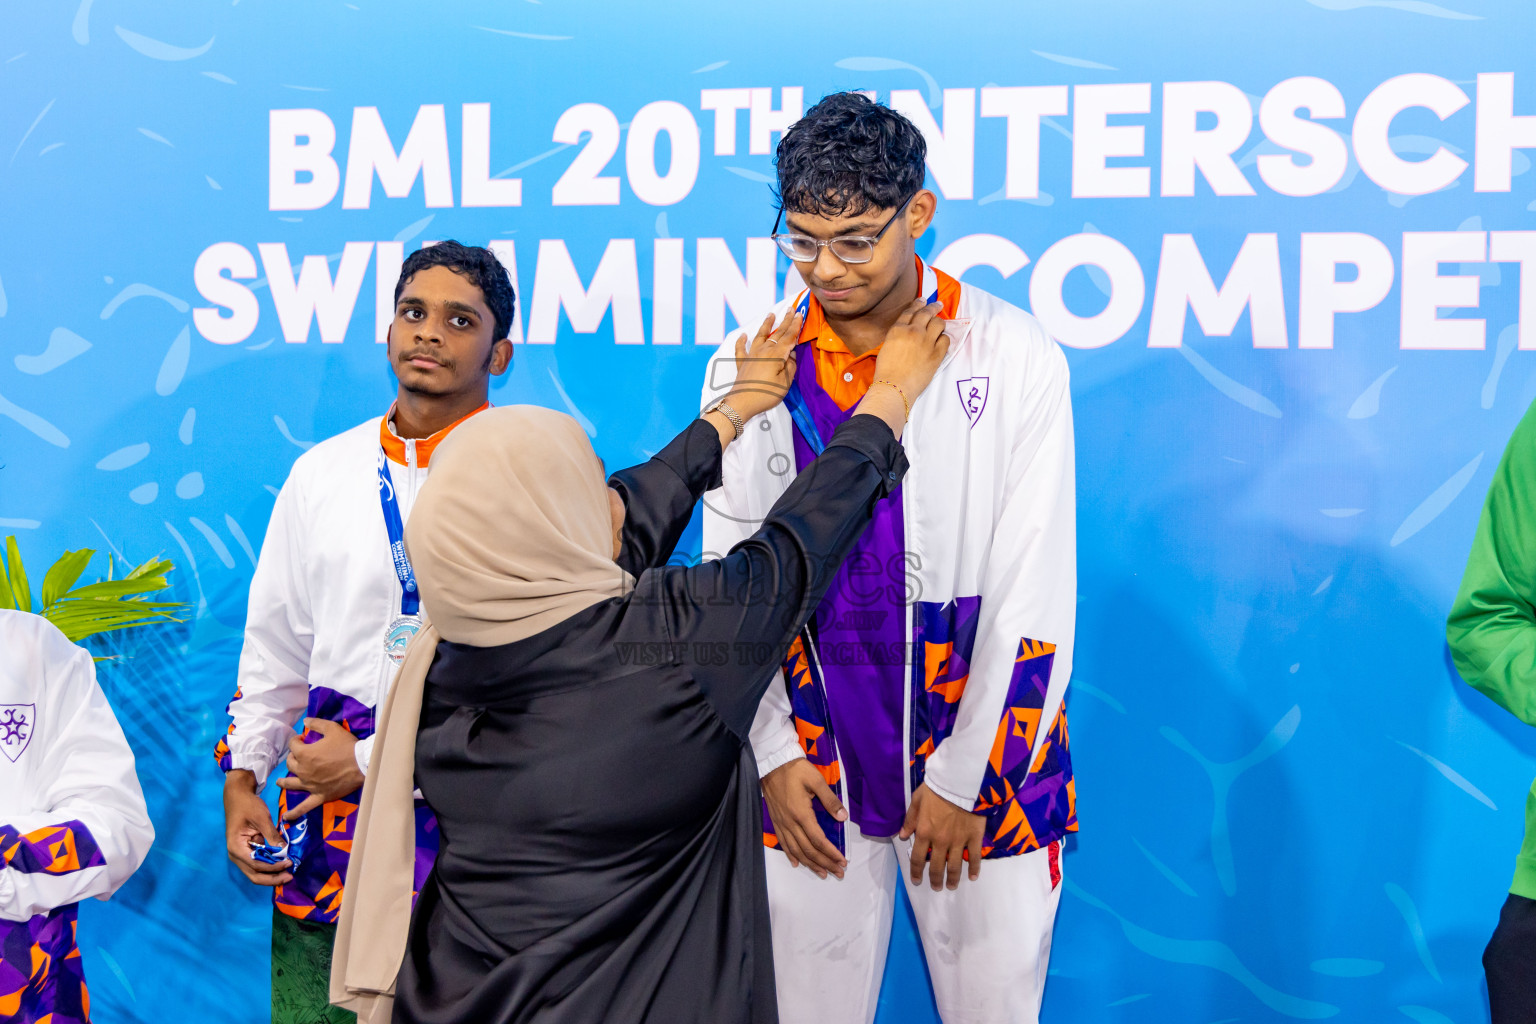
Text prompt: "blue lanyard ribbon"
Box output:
[[377, 448, 420, 617], [784, 292, 826, 455], [783, 384, 825, 457], [783, 285, 941, 456]]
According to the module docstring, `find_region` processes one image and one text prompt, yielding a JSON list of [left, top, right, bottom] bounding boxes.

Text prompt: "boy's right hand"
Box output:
[[223, 769, 292, 886]]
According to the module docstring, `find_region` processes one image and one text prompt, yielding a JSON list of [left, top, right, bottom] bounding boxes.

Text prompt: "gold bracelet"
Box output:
[[872, 379, 911, 422]]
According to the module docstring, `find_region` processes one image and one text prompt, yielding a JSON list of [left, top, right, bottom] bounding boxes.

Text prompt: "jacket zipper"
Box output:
[[901, 406, 916, 808]]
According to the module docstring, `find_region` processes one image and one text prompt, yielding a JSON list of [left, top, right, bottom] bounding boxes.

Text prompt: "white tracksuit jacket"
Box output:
[[701, 263, 1078, 859], [216, 411, 456, 922], [0, 609, 153, 1019]]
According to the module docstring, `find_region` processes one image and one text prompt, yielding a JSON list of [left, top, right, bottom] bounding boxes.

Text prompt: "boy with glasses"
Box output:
[[701, 92, 1078, 1023]]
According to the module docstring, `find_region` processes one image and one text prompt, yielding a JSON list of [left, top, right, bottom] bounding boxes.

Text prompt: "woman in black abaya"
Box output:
[[331, 301, 951, 1024]]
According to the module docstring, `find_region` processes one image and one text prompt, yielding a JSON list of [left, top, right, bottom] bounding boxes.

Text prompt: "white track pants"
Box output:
[[765, 827, 1062, 1024]]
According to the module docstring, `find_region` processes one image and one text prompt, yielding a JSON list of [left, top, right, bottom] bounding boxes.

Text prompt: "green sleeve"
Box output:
[[1448, 398, 1536, 725]]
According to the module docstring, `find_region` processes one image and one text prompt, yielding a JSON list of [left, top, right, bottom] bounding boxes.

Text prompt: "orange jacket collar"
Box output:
[[796, 256, 962, 349], [379, 400, 490, 467]]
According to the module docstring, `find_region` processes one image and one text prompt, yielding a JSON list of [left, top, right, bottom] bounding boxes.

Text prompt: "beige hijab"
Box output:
[[331, 406, 633, 1021]]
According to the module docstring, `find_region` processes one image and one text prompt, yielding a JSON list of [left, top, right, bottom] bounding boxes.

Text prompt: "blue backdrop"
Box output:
[[3, 1, 1533, 1021]]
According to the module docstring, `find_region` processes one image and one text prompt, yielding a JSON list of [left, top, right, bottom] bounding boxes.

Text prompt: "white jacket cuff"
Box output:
[[228, 752, 275, 791], [354, 734, 376, 776], [922, 774, 975, 813], [755, 742, 806, 778]]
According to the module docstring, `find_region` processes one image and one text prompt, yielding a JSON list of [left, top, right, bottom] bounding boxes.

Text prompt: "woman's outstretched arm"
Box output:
[[606, 422, 723, 578], [647, 417, 906, 734], [606, 310, 803, 577], [650, 299, 952, 738]]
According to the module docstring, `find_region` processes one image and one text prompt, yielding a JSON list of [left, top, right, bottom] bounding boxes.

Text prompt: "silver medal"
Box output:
[[384, 614, 424, 665]]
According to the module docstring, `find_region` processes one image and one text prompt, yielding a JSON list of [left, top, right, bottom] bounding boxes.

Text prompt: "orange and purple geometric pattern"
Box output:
[[0, 905, 89, 1024], [909, 597, 982, 789], [262, 686, 438, 924], [767, 606, 1077, 861], [0, 820, 103, 1023], [762, 633, 847, 854], [215, 684, 439, 922], [971, 638, 1077, 858], [212, 684, 241, 772], [909, 603, 1075, 855], [0, 821, 105, 878]]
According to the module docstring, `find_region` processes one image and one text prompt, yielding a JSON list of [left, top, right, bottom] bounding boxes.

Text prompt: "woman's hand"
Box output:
[[703, 310, 802, 449], [855, 299, 951, 439], [872, 299, 950, 400], [723, 310, 803, 420]]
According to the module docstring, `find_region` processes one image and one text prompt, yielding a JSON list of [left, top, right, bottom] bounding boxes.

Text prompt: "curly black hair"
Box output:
[[775, 92, 927, 219], [394, 240, 517, 343]]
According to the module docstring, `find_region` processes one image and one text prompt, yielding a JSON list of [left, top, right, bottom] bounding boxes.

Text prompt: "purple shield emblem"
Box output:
[[957, 377, 989, 428], [0, 704, 35, 763]]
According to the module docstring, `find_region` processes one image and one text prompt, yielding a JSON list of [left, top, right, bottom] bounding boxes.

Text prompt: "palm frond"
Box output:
[[64, 576, 177, 602], [41, 549, 93, 607], [1, 535, 186, 647], [1, 537, 30, 612]]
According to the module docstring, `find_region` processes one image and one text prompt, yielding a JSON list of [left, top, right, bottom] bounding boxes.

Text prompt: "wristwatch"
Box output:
[[709, 399, 746, 439]]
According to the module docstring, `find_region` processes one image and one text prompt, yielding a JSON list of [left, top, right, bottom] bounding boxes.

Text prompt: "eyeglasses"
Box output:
[[770, 193, 916, 265]]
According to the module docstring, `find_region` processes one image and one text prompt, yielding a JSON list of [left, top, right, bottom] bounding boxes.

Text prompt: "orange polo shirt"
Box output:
[[812, 334, 882, 413], [799, 257, 963, 412]]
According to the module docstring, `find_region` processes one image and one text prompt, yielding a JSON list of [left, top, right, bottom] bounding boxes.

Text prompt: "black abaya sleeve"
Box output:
[[644, 414, 908, 738], [607, 420, 724, 577]]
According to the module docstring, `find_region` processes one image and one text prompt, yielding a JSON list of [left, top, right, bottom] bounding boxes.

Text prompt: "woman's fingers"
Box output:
[[923, 309, 947, 344], [764, 310, 804, 356], [748, 312, 776, 353]]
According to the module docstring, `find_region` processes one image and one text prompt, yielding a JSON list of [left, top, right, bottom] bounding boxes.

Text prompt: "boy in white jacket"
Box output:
[[701, 92, 1077, 1024], [0, 609, 154, 1024], [216, 241, 515, 1023]]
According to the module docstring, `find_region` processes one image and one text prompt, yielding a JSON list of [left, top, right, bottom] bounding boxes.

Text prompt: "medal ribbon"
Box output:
[[783, 292, 827, 456], [377, 448, 420, 617]]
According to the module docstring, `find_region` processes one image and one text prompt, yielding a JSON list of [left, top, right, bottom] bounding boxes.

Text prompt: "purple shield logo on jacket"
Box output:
[[957, 377, 989, 428], [0, 704, 35, 762]]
